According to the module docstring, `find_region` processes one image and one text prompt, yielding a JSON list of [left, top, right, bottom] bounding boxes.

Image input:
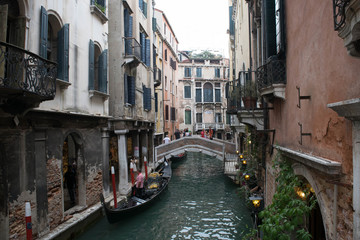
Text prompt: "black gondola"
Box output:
[[100, 161, 172, 224], [170, 151, 187, 162]]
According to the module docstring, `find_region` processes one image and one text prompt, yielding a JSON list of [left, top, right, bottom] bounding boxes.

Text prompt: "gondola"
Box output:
[[170, 151, 187, 162], [100, 160, 171, 224]]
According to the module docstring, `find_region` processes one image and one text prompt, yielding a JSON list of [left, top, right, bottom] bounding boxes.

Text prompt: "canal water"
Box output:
[[76, 152, 252, 240]]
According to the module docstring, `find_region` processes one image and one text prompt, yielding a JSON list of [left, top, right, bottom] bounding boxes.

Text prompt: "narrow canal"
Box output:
[[76, 152, 252, 240]]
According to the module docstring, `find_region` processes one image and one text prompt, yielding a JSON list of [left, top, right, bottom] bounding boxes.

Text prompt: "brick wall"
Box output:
[[86, 171, 103, 206], [47, 157, 63, 229]]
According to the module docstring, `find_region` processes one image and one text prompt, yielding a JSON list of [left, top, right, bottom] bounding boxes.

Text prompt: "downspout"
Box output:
[[333, 184, 338, 240]]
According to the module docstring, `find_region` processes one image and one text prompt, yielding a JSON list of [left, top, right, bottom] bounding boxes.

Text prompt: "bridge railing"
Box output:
[[154, 136, 236, 167]]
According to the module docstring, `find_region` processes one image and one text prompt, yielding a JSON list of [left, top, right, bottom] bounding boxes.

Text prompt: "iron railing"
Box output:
[[124, 37, 141, 60], [256, 57, 286, 90], [333, 0, 350, 31], [0, 41, 56, 99]]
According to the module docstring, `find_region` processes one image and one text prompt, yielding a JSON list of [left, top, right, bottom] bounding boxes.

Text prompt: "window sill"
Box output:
[[89, 90, 109, 100], [56, 79, 71, 90], [90, 5, 108, 24]]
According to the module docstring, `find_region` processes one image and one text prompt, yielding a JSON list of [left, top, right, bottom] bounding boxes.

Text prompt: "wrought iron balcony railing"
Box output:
[[0, 41, 56, 100], [256, 57, 286, 90], [154, 67, 161, 87], [124, 37, 141, 61], [333, 0, 350, 31]]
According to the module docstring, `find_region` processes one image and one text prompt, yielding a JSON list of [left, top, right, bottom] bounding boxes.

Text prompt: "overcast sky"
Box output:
[[154, 0, 230, 58]]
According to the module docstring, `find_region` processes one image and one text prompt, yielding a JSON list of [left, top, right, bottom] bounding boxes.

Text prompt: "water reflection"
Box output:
[[76, 152, 252, 240]]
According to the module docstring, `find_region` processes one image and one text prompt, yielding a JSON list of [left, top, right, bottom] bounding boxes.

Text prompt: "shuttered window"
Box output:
[[89, 40, 95, 90], [165, 105, 169, 120], [89, 40, 108, 93], [57, 24, 69, 82], [143, 86, 151, 110], [184, 86, 191, 98], [215, 89, 221, 102], [171, 107, 176, 121], [215, 68, 220, 78], [196, 113, 202, 123], [125, 74, 135, 105], [184, 67, 191, 78], [40, 6, 48, 58], [140, 32, 146, 62], [185, 110, 191, 124], [155, 92, 158, 112], [196, 67, 202, 77], [98, 49, 108, 93], [124, 8, 133, 55], [145, 39, 150, 67], [203, 83, 213, 102], [196, 89, 202, 102], [264, 0, 276, 57]]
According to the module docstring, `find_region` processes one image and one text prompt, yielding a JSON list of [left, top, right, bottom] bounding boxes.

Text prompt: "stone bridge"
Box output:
[[155, 136, 236, 163]]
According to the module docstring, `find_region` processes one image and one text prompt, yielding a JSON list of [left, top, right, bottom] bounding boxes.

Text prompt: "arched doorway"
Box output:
[[62, 133, 83, 211], [296, 175, 326, 240]]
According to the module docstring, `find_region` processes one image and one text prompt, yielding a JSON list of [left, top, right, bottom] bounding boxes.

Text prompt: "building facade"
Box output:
[[229, 0, 360, 239], [0, 0, 109, 238], [154, 9, 179, 141], [178, 51, 231, 140]]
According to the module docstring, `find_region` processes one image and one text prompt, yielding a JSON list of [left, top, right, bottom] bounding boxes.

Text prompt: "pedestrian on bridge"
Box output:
[[163, 134, 171, 144]]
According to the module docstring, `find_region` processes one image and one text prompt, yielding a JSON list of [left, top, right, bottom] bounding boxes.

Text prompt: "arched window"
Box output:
[[203, 82, 213, 102]]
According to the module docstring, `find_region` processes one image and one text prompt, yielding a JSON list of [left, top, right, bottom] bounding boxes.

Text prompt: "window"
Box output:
[[165, 105, 169, 120], [196, 113, 202, 123], [165, 76, 168, 90], [184, 85, 191, 98], [91, 0, 106, 14], [275, 0, 285, 54], [184, 67, 191, 78], [140, 31, 150, 66], [215, 83, 221, 102], [215, 113, 222, 123], [124, 8, 133, 55], [185, 109, 191, 124], [196, 67, 202, 78], [215, 68, 220, 78], [40, 6, 69, 82], [124, 74, 135, 105], [171, 107, 176, 121], [143, 85, 151, 110], [165, 49, 167, 61], [139, 0, 147, 18], [195, 82, 202, 102], [226, 113, 230, 124], [155, 92, 158, 112], [89, 40, 108, 93], [203, 82, 213, 102]]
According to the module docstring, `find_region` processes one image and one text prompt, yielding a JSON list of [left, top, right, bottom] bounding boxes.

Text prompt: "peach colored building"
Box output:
[[229, 0, 360, 239]]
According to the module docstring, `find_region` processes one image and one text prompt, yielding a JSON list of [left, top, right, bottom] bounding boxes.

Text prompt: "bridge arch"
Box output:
[[155, 136, 235, 163]]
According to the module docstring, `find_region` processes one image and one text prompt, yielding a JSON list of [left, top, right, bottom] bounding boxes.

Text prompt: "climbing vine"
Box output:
[[258, 155, 317, 240]]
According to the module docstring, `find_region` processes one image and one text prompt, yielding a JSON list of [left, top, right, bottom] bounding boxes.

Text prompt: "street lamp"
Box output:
[[249, 196, 263, 208]]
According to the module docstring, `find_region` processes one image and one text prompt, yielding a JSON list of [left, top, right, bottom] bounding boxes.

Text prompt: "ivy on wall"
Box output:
[[258, 155, 317, 240]]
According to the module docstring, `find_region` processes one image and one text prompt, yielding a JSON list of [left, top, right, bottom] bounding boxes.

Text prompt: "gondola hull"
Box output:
[[100, 162, 171, 223], [170, 151, 187, 162]]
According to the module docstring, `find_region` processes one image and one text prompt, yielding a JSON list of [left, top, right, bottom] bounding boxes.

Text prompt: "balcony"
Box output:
[[333, 0, 360, 57], [256, 56, 286, 102], [195, 123, 225, 132], [124, 37, 141, 67], [90, 0, 108, 23], [0, 41, 56, 114], [154, 67, 161, 87]]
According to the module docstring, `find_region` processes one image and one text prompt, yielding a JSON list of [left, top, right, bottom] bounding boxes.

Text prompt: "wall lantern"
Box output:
[[236, 150, 239, 154], [242, 159, 247, 165], [249, 196, 263, 208], [244, 173, 250, 181], [295, 187, 307, 200]]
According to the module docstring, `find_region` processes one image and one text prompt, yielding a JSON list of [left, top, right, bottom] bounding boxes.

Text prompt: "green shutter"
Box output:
[[98, 49, 108, 93], [155, 92, 158, 112], [145, 39, 150, 67], [88, 40, 95, 90], [129, 76, 135, 105], [264, 0, 276, 58], [57, 24, 69, 81], [40, 6, 48, 58], [143, 1, 147, 18], [152, 17, 157, 32], [124, 74, 129, 104]]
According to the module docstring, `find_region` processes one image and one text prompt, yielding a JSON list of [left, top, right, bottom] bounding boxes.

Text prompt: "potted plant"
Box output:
[[241, 81, 258, 109]]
